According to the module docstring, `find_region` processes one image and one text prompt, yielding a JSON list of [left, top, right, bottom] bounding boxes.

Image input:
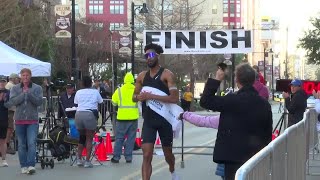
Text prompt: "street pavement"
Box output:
[[0, 101, 312, 180]]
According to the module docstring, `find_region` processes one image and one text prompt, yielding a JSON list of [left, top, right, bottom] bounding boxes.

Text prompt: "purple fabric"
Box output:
[[253, 81, 269, 100]]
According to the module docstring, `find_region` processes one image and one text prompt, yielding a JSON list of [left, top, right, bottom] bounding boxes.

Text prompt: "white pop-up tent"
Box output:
[[0, 41, 51, 77]]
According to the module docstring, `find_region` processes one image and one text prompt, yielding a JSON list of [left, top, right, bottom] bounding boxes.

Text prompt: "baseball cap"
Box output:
[[9, 73, 19, 79], [0, 76, 7, 83], [290, 79, 302, 86], [66, 83, 75, 88]]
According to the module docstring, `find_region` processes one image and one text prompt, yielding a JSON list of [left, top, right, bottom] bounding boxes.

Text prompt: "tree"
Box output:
[[0, 0, 53, 61], [299, 16, 320, 65]]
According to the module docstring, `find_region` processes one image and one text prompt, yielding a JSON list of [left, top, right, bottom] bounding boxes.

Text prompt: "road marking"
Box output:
[[120, 138, 216, 180]]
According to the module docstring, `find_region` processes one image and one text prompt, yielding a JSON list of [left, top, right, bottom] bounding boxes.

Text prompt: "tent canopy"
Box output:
[[0, 41, 51, 77]]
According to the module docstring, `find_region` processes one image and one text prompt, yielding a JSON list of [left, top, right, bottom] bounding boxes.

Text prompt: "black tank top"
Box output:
[[142, 67, 170, 120]]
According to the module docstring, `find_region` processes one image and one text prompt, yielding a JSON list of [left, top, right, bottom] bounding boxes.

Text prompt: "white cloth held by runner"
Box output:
[[141, 86, 183, 138]]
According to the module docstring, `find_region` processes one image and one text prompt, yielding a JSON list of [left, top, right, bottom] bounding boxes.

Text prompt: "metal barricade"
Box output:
[[235, 109, 319, 180]]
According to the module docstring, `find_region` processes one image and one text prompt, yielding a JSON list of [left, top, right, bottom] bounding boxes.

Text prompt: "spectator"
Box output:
[[200, 63, 273, 180], [5, 73, 20, 155], [182, 87, 193, 111], [253, 72, 269, 100], [93, 79, 109, 122], [312, 90, 320, 132], [0, 76, 10, 167], [9, 68, 43, 175], [252, 65, 266, 85], [179, 112, 224, 179], [58, 83, 77, 119], [282, 79, 307, 127], [74, 76, 103, 168], [111, 72, 139, 163]]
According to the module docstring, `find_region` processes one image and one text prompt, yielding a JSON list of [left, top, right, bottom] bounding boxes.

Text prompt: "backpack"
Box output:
[[48, 126, 70, 160]]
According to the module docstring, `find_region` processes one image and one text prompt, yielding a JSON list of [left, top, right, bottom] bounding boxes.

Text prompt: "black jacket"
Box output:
[[285, 89, 307, 127], [0, 89, 10, 127], [58, 92, 76, 118], [200, 79, 273, 164]]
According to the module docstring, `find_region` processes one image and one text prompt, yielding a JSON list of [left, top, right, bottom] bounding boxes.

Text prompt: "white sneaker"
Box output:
[[76, 159, 84, 167], [21, 167, 28, 174], [172, 171, 180, 180], [27, 166, 36, 174], [84, 161, 93, 168], [2, 160, 8, 167]]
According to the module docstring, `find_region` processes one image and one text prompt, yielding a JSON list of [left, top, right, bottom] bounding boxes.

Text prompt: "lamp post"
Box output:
[[131, 2, 148, 75], [269, 48, 274, 100], [71, 0, 77, 83]]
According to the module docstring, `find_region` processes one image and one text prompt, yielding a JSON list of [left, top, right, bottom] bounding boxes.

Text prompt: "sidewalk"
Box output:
[[307, 150, 320, 180]]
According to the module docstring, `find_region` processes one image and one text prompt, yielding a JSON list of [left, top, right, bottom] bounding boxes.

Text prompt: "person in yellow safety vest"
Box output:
[[110, 72, 139, 163]]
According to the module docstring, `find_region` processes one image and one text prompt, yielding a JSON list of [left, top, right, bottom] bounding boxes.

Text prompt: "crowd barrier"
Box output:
[[235, 109, 319, 180], [38, 97, 115, 131]]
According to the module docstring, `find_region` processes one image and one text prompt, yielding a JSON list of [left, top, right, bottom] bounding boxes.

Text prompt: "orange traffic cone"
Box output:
[[96, 140, 107, 161], [272, 130, 280, 140], [135, 129, 142, 147], [82, 148, 87, 156], [155, 136, 161, 146], [106, 132, 113, 155]]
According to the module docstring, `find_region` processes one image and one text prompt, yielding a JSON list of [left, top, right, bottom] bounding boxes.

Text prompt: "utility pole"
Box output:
[[71, 0, 77, 83]]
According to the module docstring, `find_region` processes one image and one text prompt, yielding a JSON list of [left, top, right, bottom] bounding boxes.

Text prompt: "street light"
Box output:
[[269, 48, 274, 100], [131, 2, 148, 75], [71, 0, 77, 83]]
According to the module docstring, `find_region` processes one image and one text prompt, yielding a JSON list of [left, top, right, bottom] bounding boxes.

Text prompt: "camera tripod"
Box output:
[[272, 111, 288, 134]]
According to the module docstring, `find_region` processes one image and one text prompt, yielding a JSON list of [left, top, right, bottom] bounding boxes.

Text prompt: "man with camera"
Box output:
[[282, 79, 307, 127], [200, 63, 273, 180]]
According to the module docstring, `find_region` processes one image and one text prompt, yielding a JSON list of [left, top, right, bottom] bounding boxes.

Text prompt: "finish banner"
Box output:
[[143, 30, 253, 54]]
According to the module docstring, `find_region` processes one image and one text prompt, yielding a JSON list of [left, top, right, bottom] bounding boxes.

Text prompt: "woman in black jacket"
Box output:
[[200, 63, 273, 180], [0, 77, 10, 167]]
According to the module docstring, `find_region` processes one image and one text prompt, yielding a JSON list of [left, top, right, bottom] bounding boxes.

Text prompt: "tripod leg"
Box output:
[[278, 115, 285, 133]]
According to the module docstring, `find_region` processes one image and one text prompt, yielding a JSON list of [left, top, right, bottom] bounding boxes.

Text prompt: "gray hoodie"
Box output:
[[9, 83, 43, 121]]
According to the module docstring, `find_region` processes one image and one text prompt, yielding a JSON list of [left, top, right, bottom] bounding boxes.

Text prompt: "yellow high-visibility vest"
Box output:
[[111, 73, 139, 120]]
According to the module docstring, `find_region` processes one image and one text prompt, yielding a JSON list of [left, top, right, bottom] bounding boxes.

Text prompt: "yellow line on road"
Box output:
[[120, 138, 216, 180]]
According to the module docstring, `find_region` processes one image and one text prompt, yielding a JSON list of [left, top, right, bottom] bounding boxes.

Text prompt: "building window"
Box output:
[[230, 3, 235, 13], [230, 22, 235, 28], [89, 1, 103, 14], [135, 23, 144, 32], [223, 13, 228, 17], [110, 0, 124, 14], [223, 0, 228, 3], [110, 23, 124, 31], [236, 4, 240, 13], [223, 4, 228, 13], [237, 13, 240, 17], [236, 22, 241, 28]]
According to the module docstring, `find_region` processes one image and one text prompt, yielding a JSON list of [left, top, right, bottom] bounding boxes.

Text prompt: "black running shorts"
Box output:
[[141, 117, 173, 147], [0, 127, 7, 139]]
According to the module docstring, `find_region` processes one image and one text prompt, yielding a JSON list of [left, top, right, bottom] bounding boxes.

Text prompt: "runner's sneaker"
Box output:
[[172, 171, 180, 180], [84, 161, 93, 168], [2, 160, 8, 167], [27, 166, 36, 175], [21, 167, 28, 174], [77, 159, 84, 167]]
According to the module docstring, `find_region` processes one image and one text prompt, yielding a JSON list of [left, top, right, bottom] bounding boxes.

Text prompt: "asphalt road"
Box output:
[[0, 102, 283, 180]]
